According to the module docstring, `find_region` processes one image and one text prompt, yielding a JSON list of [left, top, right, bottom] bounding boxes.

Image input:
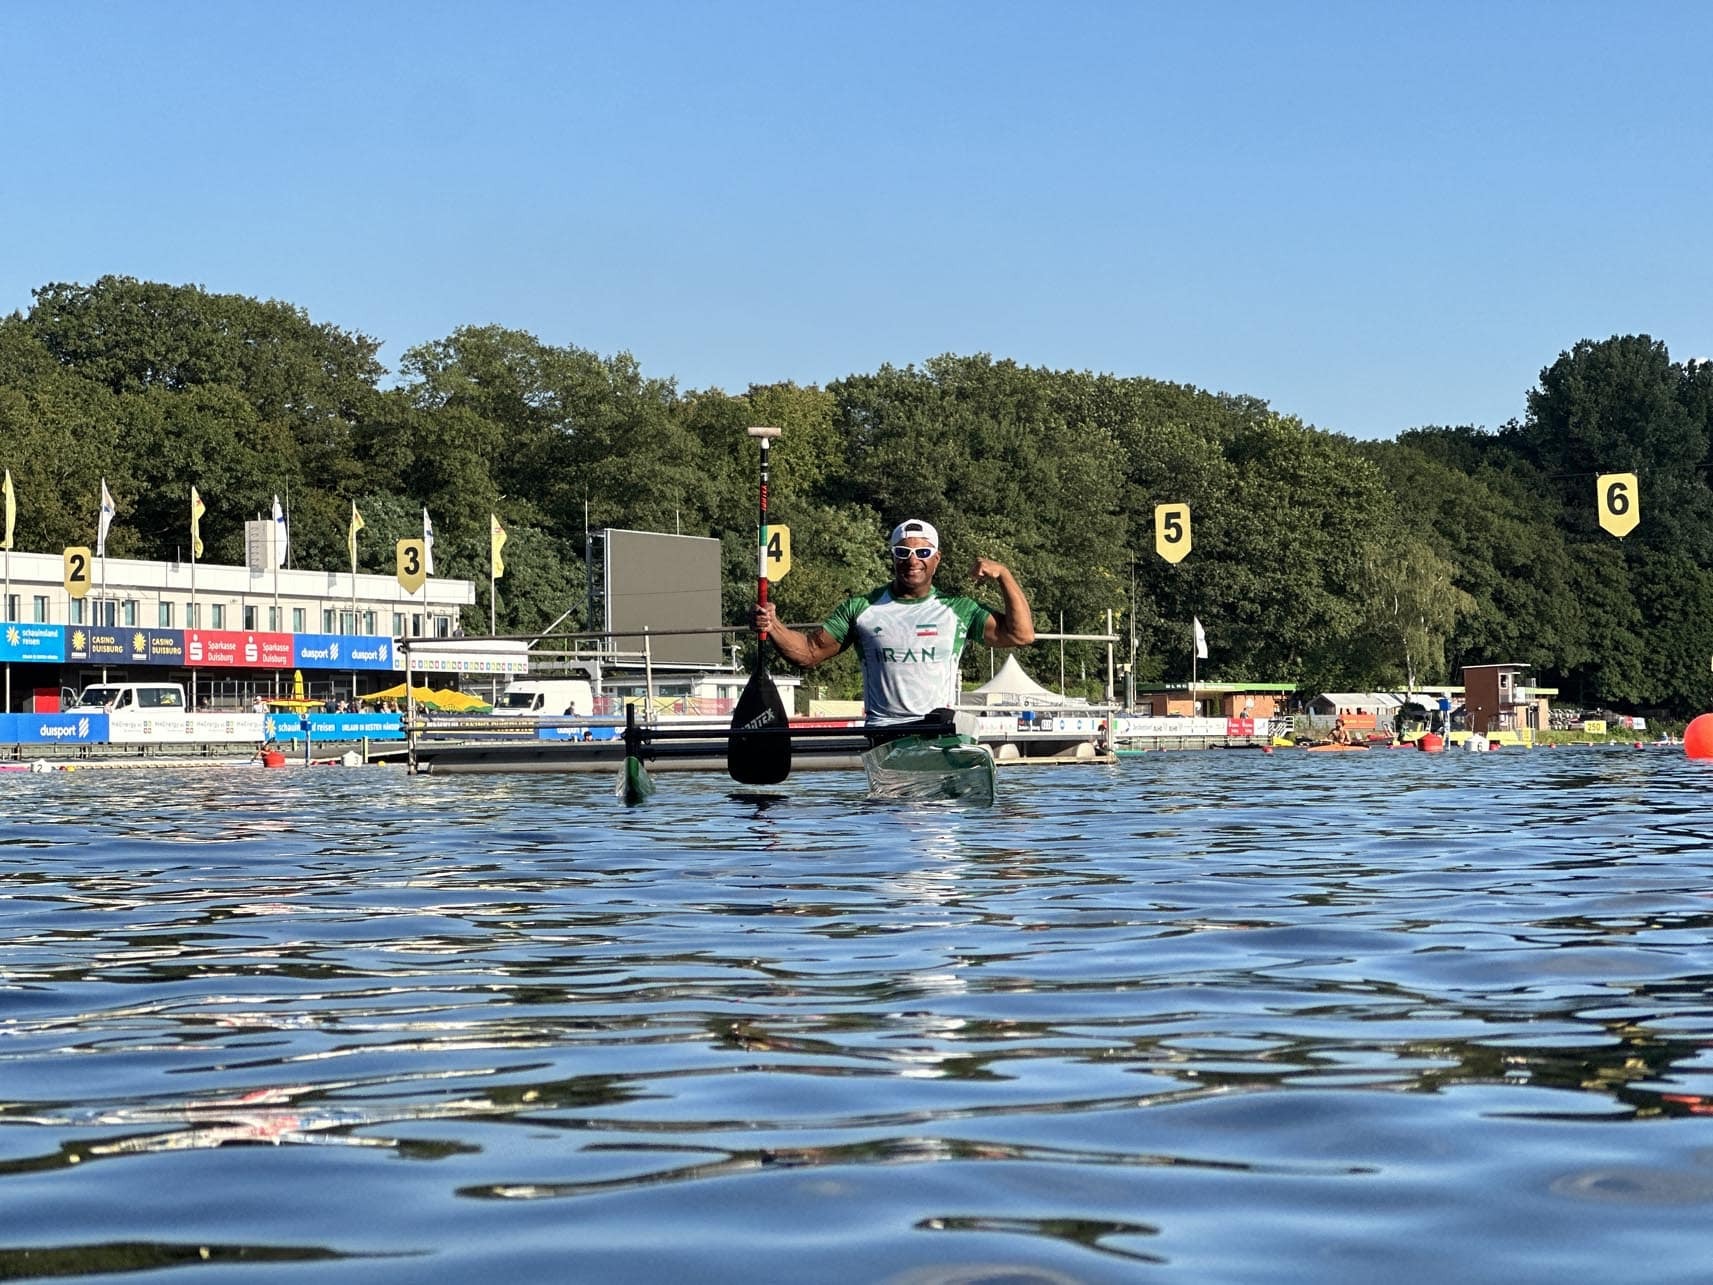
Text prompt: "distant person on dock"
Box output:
[[752, 518, 1035, 725]]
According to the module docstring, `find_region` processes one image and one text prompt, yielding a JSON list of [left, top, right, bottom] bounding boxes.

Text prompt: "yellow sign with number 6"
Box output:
[[1154, 504, 1191, 564], [1597, 473, 1639, 538]]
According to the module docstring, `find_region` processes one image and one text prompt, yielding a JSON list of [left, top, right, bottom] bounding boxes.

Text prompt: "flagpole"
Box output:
[[1190, 620, 1197, 716]]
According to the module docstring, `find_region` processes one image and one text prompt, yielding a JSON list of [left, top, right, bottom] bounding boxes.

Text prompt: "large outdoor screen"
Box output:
[[602, 529, 723, 667]]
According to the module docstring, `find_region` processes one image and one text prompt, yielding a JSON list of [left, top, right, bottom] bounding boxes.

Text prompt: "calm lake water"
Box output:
[[5, 747, 1713, 1283]]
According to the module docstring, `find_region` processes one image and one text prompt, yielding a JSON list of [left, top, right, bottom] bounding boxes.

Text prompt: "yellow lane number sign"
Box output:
[[63, 546, 93, 599], [1597, 473, 1639, 538], [396, 539, 427, 593], [764, 525, 791, 580], [1154, 504, 1191, 564]]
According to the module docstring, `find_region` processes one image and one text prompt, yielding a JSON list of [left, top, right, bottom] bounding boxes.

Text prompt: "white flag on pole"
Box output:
[[97, 479, 116, 557], [272, 495, 288, 567], [1193, 617, 1208, 660], [422, 507, 435, 577]]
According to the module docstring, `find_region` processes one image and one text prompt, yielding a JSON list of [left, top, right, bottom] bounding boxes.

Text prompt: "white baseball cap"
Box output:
[[889, 519, 939, 551]]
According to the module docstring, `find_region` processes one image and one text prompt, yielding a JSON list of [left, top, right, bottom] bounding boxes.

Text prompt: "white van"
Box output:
[[489, 679, 594, 717], [69, 682, 189, 713]]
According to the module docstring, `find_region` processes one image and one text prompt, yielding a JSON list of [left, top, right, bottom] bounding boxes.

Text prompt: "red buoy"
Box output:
[[1685, 714, 1713, 760], [1417, 733, 1445, 753]]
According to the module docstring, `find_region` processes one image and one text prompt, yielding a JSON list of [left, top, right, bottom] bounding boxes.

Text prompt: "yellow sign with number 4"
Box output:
[[764, 525, 791, 579]]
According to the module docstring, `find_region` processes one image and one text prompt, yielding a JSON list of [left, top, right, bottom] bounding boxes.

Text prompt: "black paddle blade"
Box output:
[[728, 665, 792, 784]]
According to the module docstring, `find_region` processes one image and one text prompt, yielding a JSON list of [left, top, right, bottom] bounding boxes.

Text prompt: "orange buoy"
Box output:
[[1417, 733, 1445, 753], [1684, 714, 1713, 759], [261, 749, 287, 768]]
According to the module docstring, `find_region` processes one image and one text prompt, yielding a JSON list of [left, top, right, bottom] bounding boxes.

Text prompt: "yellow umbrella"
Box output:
[[361, 683, 490, 711]]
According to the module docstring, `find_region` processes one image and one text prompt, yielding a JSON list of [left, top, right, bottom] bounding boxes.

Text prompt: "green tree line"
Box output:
[[3, 277, 1709, 712]]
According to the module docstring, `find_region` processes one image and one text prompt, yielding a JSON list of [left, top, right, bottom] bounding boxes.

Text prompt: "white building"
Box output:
[[1, 547, 471, 639]]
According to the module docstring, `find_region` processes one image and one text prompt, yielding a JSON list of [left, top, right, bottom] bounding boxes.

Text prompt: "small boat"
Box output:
[[861, 734, 996, 803], [613, 708, 990, 805], [1300, 742, 1370, 752]]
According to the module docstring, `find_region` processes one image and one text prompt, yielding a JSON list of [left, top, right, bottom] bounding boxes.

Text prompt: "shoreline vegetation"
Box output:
[[4, 276, 1711, 718]]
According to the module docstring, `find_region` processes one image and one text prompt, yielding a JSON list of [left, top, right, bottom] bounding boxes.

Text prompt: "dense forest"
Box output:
[[3, 276, 1710, 713]]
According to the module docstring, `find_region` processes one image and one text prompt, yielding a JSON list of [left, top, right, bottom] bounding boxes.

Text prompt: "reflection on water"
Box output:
[[5, 749, 1713, 1281]]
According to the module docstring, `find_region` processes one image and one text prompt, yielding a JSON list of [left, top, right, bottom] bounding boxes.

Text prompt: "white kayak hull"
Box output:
[[861, 734, 997, 803]]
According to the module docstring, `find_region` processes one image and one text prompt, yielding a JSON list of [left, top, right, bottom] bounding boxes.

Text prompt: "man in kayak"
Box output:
[[752, 518, 1036, 725]]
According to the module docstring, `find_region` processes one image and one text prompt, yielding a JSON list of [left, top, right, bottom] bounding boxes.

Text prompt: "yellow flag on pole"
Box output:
[[348, 501, 365, 567], [190, 486, 206, 559], [490, 513, 506, 578], [2, 470, 14, 551]]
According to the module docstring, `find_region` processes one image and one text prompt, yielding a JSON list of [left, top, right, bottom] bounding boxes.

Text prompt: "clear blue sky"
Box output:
[[4, 2, 1708, 439]]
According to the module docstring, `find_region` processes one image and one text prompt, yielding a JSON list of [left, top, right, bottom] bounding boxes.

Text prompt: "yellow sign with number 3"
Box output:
[[396, 539, 427, 592]]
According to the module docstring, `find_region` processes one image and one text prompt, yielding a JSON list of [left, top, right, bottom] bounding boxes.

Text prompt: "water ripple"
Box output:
[[6, 751, 1713, 1281]]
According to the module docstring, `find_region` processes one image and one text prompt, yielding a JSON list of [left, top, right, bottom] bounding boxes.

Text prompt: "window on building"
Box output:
[[268, 606, 282, 632], [393, 613, 405, 637], [323, 608, 336, 633], [340, 611, 356, 634], [122, 600, 138, 627], [292, 607, 306, 633], [159, 601, 174, 628], [3, 594, 15, 621], [186, 602, 200, 628], [435, 615, 452, 638], [33, 596, 48, 623], [411, 614, 423, 637], [70, 599, 85, 625], [363, 611, 376, 635], [211, 604, 225, 629], [244, 605, 259, 630]]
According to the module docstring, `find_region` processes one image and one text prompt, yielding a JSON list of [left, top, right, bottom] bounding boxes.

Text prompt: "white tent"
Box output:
[[966, 655, 1073, 707]]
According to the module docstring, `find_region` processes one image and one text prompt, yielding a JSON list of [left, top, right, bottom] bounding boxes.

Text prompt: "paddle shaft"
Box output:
[[755, 431, 773, 650]]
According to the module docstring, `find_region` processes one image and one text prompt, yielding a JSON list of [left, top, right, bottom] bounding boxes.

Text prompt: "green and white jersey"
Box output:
[[822, 586, 992, 725]]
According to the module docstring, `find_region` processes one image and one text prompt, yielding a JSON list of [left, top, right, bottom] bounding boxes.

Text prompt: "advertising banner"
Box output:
[[106, 710, 265, 744], [0, 623, 66, 664], [394, 638, 529, 675], [67, 626, 186, 665], [184, 630, 293, 669], [292, 634, 396, 671], [264, 712, 406, 741], [536, 724, 617, 742], [0, 712, 108, 744]]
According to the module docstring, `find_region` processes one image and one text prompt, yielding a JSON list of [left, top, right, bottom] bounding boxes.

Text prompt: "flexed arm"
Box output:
[[972, 559, 1036, 647]]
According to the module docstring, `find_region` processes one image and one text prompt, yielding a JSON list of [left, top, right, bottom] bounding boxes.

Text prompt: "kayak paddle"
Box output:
[[728, 425, 792, 785]]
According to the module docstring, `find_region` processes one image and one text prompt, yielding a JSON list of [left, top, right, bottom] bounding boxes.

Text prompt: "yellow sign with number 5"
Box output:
[[1154, 504, 1191, 564]]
